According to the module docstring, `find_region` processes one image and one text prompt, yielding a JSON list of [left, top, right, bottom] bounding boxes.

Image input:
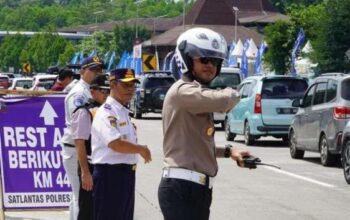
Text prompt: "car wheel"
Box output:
[[282, 136, 289, 142], [289, 129, 304, 159], [342, 140, 350, 184], [244, 121, 254, 146], [320, 135, 337, 166], [224, 118, 235, 141], [133, 102, 142, 119]]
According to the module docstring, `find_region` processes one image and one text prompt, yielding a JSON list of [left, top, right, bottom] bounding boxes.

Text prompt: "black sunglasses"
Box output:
[[91, 86, 109, 94], [197, 57, 222, 67]]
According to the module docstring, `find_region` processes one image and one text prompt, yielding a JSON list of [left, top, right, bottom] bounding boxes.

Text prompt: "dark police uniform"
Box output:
[[72, 100, 100, 220], [91, 96, 138, 220], [158, 74, 240, 220]]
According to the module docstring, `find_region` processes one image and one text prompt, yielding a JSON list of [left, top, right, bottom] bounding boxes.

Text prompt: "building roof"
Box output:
[[143, 24, 263, 47], [59, 17, 182, 34], [59, 0, 287, 34]]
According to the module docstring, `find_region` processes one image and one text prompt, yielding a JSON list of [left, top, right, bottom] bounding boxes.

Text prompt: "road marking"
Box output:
[[264, 166, 336, 188]]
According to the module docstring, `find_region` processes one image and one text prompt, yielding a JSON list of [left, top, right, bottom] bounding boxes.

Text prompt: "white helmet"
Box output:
[[175, 27, 227, 76]]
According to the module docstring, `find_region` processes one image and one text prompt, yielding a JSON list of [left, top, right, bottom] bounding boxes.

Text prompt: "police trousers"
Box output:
[[78, 163, 94, 220], [92, 164, 136, 220], [158, 178, 213, 220]]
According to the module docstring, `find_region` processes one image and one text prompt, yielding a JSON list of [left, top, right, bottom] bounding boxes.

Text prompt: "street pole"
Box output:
[[136, 5, 139, 39], [183, 0, 186, 31], [93, 10, 104, 50], [134, 0, 146, 41], [233, 6, 239, 43]]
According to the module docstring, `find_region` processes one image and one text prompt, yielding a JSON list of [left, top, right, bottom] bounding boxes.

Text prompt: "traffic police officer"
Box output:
[[71, 74, 109, 220], [61, 56, 104, 220], [158, 28, 251, 220], [91, 68, 152, 220]]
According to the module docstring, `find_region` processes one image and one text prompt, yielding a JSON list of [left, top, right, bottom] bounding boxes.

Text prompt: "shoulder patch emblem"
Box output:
[[207, 127, 214, 136], [73, 95, 84, 107], [108, 116, 117, 127], [104, 103, 111, 110]]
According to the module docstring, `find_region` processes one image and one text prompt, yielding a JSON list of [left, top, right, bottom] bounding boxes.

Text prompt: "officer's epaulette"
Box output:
[[104, 103, 111, 110]]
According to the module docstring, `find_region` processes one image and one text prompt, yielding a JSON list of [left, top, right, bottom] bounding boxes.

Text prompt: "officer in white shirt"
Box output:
[[61, 56, 104, 220], [91, 68, 152, 220]]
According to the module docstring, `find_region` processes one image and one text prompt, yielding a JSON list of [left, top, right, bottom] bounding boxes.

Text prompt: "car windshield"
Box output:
[[261, 78, 308, 99], [209, 73, 241, 89], [37, 81, 55, 90], [143, 78, 175, 88], [16, 80, 33, 88]]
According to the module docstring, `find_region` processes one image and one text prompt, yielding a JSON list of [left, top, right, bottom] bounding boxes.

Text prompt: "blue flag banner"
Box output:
[[291, 28, 306, 76], [88, 49, 96, 58], [126, 53, 133, 69], [0, 95, 71, 209], [227, 41, 237, 67], [162, 51, 175, 71], [104, 51, 110, 63], [117, 51, 128, 68], [254, 41, 267, 74], [69, 52, 79, 64], [241, 39, 250, 78], [133, 58, 143, 75], [107, 51, 116, 71], [78, 51, 84, 64]]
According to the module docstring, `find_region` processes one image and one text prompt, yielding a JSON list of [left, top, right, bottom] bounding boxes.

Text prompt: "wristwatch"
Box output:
[[224, 144, 232, 158]]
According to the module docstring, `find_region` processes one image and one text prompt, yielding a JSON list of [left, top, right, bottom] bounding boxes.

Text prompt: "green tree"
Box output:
[[59, 41, 76, 66], [313, 0, 350, 72], [264, 20, 294, 74], [270, 0, 323, 13], [23, 32, 69, 72], [78, 31, 116, 58], [112, 24, 151, 60], [0, 34, 29, 72]]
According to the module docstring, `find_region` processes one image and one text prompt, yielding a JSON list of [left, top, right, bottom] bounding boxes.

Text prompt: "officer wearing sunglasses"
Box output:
[[158, 28, 251, 220], [71, 74, 109, 220]]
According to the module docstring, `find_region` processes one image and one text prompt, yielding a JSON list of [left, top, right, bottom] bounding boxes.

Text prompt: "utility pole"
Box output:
[[233, 6, 239, 43]]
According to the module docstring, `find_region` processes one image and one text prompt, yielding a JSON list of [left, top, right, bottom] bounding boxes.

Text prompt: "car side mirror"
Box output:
[[292, 98, 303, 108]]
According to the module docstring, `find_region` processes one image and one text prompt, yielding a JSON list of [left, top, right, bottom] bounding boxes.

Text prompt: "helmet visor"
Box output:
[[186, 43, 226, 60]]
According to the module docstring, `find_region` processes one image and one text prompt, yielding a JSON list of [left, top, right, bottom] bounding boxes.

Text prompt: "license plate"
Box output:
[[277, 108, 297, 114]]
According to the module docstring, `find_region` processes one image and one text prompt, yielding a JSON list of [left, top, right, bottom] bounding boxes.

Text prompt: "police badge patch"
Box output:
[[212, 39, 219, 49], [207, 127, 214, 136], [104, 103, 111, 110], [108, 116, 117, 127], [73, 95, 84, 107]]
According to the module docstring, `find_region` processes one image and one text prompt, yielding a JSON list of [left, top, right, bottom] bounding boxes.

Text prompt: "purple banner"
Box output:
[[0, 94, 71, 209]]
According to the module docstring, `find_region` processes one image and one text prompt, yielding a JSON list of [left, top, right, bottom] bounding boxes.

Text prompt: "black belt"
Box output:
[[63, 143, 75, 148], [95, 163, 137, 171]]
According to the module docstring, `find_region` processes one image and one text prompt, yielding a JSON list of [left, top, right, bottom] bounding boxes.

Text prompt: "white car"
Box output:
[[208, 67, 242, 129], [31, 74, 57, 91], [8, 77, 33, 90]]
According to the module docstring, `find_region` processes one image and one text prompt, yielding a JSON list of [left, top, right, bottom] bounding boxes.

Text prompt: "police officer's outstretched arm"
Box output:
[[108, 140, 152, 163]]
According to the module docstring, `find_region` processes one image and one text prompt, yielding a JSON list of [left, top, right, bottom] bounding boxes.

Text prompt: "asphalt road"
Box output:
[[5, 113, 350, 220]]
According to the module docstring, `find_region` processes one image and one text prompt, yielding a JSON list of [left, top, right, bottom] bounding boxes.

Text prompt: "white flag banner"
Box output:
[[133, 43, 142, 59]]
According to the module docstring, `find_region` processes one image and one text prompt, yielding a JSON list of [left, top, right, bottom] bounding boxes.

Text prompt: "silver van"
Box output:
[[289, 73, 350, 166], [209, 67, 242, 128]]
